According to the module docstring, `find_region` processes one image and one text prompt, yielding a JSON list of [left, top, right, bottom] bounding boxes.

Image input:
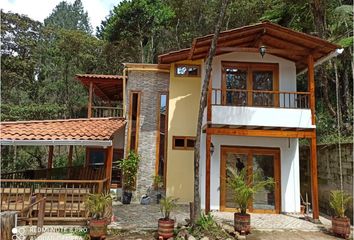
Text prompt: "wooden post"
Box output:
[[105, 146, 114, 189], [88, 81, 93, 118], [308, 55, 315, 125], [37, 197, 46, 230], [47, 146, 53, 169], [207, 74, 212, 123], [68, 146, 73, 167], [205, 133, 211, 213], [67, 146, 73, 179], [310, 134, 319, 221], [123, 68, 127, 118]]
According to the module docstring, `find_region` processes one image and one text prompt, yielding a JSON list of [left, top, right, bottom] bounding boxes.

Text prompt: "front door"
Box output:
[[220, 146, 281, 213]]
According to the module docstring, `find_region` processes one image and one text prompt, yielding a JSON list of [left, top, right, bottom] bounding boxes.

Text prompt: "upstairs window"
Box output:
[[173, 136, 196, 150], [175, 64, 200, 77]]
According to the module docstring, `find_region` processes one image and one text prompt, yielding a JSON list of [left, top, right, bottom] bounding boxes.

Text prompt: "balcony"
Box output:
[[206, 89, 314, 129], [76, 74, 125, 119], [91, 103, 123, 118]]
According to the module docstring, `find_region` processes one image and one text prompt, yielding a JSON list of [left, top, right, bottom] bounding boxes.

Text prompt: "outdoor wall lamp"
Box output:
[[210, 142, 215, 156], [259, 45, 266, 58]]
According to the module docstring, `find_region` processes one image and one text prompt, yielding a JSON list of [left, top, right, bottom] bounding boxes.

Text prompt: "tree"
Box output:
[[44, 0, 92, 33], [97, 0, 174, 63], [193, 0, 230, 221], [1, 11, 42, 105]]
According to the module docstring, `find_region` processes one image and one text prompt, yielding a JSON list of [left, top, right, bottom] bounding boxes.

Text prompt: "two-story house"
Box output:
[[0, 22, 342, 223], [123, 22, 342, 221]]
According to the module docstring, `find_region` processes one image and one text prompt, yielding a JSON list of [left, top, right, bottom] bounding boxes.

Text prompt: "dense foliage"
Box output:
[[0, 0, 352, 172]]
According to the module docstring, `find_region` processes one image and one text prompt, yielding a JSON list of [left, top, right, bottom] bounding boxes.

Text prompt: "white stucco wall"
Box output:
[[212, 106, 314, 129], [112, 127, 125, 149], [200, 135, 301, 213]]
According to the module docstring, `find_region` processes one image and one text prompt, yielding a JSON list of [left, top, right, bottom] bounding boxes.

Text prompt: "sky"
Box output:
[[1, 0, 120, 30]]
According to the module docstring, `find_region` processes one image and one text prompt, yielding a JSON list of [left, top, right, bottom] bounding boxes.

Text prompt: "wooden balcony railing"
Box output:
[[211, 88, 310, 109], [1, 166, 105, 181], [1, 178, 109, 220], [91, 106, 123, 118]]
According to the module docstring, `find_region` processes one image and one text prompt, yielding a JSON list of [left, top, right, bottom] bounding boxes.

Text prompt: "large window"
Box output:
[[156, 93, 168, 185], [222, 62, 279, 107], [128, 92, 141, 152]]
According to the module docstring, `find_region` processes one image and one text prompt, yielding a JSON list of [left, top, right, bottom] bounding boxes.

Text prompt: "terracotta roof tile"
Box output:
[[0, 118, 126, 141]]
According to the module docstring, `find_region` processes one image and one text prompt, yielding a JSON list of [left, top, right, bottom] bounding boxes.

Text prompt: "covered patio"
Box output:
[[0, 118, 125, 223]]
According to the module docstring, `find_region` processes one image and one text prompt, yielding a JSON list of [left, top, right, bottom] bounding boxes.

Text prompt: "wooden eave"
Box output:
[[158, 21, 341, 73], [123, 63, 170, 72], [76, 74, 124, 101]]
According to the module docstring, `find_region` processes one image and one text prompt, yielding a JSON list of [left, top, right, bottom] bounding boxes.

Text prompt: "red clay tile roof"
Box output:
[[0, 118, 125, 141]]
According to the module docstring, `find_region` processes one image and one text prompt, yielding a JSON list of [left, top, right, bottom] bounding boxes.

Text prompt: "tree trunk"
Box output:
[[322, 71, 336, 117], [193, 0, 229, 222]]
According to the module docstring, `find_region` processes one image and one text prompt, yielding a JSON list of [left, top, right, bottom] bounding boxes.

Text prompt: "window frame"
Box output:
[[172, 136, 196, 150], [126, 91, 141, 154], [221, 61, 279, 107], [175, 64, 201, 77]]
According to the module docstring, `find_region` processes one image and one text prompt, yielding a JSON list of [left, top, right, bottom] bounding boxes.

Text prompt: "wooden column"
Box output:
[[308, 55, 315, 125], [105, 146, 114, 189], [67, 146, 73, 167], [310, 134, 319, 220], [88, 81, 93, 118], [123, 68, 127, 118], [47, 146, 54, 169], [205, 133, 211, 213], [207, 75, 212, 123]]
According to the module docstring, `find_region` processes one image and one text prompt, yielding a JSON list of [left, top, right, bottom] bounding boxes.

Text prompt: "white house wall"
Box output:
[[212, 106, 314, 129], [200, 135, 301, 213]]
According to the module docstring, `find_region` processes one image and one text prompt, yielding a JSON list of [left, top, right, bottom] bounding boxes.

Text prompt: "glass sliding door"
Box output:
[[220, 146, 280, 213]]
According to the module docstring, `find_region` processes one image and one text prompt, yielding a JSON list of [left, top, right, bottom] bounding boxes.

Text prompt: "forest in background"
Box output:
[[1, 0, 353, 171]]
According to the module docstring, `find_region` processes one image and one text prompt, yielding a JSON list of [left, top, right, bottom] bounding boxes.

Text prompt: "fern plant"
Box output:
[[227, 166, 274, 215], [85, 193, 112, 219], [330, 190, 352, 218], [160, 197, 177, 220]]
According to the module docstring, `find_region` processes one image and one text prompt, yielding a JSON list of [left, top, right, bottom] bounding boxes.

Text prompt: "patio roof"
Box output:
[[158, 21, 342, 73], [76, 74, 125, 102], [0, 118, 126, 146]]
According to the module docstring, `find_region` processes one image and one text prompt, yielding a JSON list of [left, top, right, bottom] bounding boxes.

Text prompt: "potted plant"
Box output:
[[329, 190, 351, 238], [153, 175, 164, 204], [119, 151, 140, 204], [158, 197, 177, 239], [85, 193, 112, 239], [227, 166, 274, 235]]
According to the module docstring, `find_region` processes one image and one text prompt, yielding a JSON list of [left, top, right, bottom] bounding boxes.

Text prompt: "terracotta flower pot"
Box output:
[[332, 216, 350, 239], [89, 218, 108, 238], [234, 212, 251, 235], [158, 218, 175, 239]]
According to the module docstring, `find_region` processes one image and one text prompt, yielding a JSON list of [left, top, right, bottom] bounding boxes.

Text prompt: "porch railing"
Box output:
[[1, 166, 105, 181], [1, 178, 109, 220], [92, 106, 123, 118], [211, 88, 310, 109]]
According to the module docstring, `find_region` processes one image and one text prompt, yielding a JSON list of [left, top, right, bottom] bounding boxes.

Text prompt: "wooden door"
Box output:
[[220, 146, 281, 213]]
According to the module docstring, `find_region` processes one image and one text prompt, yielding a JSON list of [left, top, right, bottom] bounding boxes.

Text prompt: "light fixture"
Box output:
[[210, 142, 215, 156], [259, 45, 266, 58]]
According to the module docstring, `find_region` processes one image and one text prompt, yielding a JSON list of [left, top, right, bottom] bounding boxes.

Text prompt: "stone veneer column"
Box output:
[[124, 70, 169, 201]]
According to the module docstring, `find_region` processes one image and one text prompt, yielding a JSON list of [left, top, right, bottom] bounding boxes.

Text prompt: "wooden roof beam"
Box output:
[[216, 47, 309, 56], [92, 83, 111, 101]]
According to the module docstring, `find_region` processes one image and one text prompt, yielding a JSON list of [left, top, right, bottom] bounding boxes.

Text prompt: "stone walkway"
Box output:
[[213, 212, 329, 231], [111, 202, 335, 232], [110, 203, 190, 230]]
